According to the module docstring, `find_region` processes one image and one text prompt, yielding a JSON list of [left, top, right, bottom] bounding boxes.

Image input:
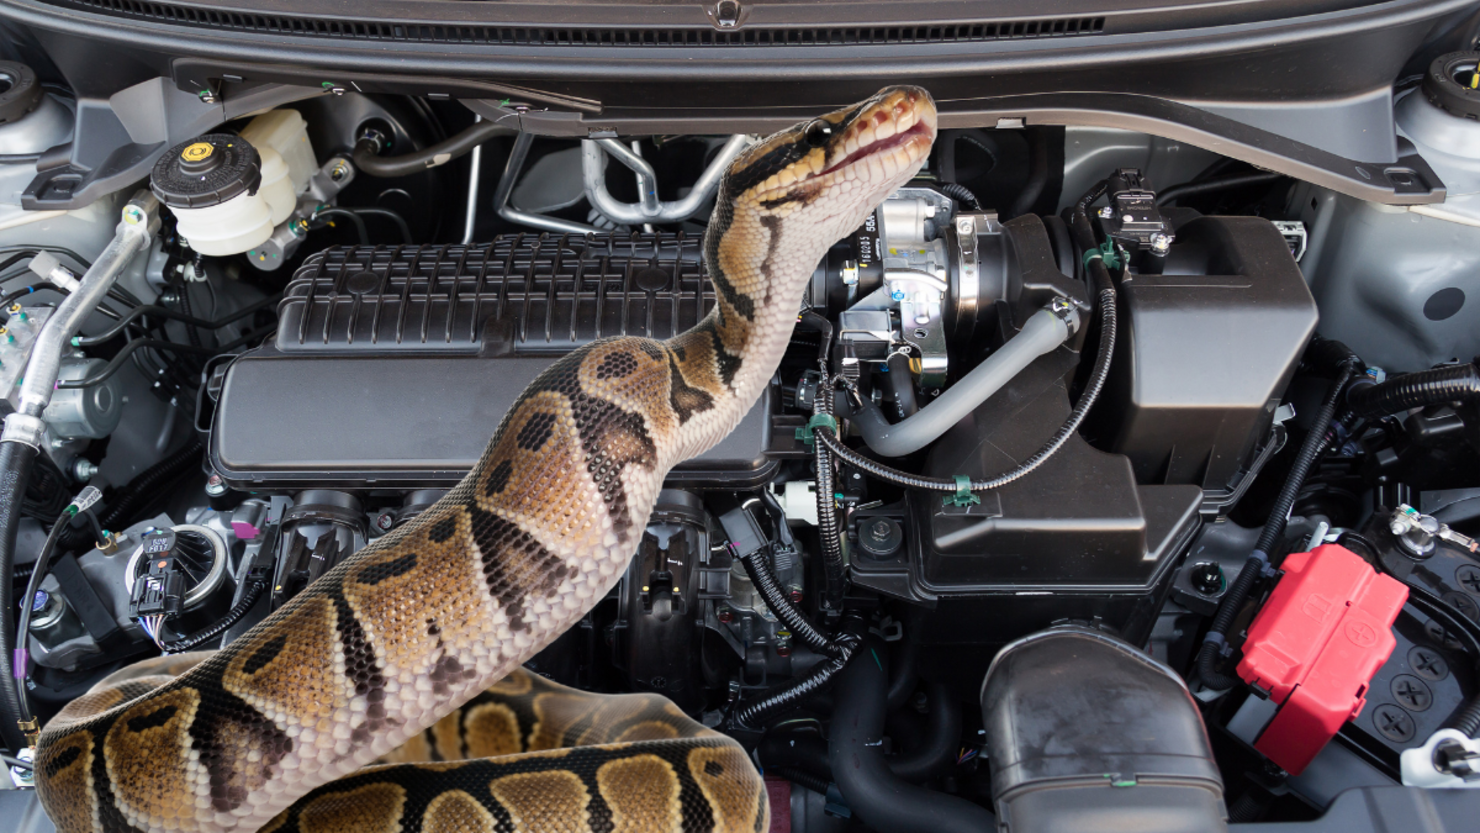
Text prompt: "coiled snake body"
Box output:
[[34, 87, 936, 833]]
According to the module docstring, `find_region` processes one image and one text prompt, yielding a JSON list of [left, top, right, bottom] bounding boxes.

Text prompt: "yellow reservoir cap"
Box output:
[[181, 142, 214, 162]]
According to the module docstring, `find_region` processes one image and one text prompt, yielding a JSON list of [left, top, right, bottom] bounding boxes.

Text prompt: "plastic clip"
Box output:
[[795, 414, 839, 450], [1082, 238, 1123, 271], [943, 475, 980, 508]]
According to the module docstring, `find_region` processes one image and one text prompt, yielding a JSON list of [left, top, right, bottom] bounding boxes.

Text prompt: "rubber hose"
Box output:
[[882, 352, 919, 419], [738, 551, 840, 658], [812, 268, 1113, 492], [352, 121, 513, 179], [1008, 127, 1050, 219], [846, 306, 1072, 457], [887, 681, 960, 782], [935, 182, 980, 211], [1197, 361, 1356, 690], [1347, 362, 1480, 418], [886, 635, 920, 712], [1154, 171, 1285, 207], [759, 734, 833, 779], [829, 639, 996, 833], [59, 438, 205, 549], [0, 440, 39, 752]]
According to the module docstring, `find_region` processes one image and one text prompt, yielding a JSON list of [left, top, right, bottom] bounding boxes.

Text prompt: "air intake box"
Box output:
[[207, 234, 779, 489]]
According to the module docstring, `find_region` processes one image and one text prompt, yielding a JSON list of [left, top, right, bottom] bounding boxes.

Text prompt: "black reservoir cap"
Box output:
[[151, 134, 261, 209]]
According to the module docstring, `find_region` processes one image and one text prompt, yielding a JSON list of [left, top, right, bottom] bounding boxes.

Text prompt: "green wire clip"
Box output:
[[1082, 237, 1123, 271], [795, 414, 839, 449], [943, 475, 980, 508]]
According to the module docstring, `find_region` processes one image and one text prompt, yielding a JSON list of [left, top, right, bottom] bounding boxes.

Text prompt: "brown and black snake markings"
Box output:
[[34, 87, 936, 833]]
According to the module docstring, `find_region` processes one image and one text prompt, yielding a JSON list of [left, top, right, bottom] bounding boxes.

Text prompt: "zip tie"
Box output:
[[1082, 238, 1123, 271], [1201, 631, 1232, 657], [794, 414, 839, 450], [943, 475, 980, 508]]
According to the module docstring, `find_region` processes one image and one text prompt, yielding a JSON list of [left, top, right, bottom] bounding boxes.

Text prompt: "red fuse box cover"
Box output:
[[1235, 544, 1407, 775]]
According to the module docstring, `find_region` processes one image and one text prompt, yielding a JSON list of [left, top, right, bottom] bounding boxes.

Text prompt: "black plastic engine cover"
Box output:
[[208, 235, 778, 489]]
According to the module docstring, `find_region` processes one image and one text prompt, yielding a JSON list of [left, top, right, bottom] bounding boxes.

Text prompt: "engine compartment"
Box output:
[[2, 13, 1480, 828]]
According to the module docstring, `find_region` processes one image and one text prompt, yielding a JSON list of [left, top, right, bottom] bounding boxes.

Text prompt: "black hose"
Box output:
[[886, 681, 960, 782], [352, 121, 511, 179], [1008, 127, 1050, 219], [771, 766, 831, 797], [14, 503, 77, 723], [1196, 360, 1357, 690], [1347, 361, 1480, 418], [76, 294, 280, 347], [887, 634, 920, 712], [58, 327, 271, 391], [0, 440, 39, 751], [162, 579, 267, 654], [344, 207, 414, 244], [935, 182, 980, 211], [313, 208, 369, 245], [829, 639, 996, 833], [1154, 171, 1285, 207], [737, 551, 840, 658]]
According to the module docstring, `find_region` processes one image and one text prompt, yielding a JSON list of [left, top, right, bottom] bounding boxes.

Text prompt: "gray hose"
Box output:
[[849, 306, 1074, 457]]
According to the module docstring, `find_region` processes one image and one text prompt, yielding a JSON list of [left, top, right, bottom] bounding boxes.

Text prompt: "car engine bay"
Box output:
[[2, 1, 1480, 830]]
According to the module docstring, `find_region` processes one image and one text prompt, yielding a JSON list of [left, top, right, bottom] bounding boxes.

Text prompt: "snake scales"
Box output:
[[33, 86, 936, 833]]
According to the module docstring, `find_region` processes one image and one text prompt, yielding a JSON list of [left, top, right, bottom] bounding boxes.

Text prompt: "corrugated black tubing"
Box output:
[[935, 182, 980, 211], [0, 440, 39, 752], [829, 639, 995, 833], [1347, 361, 1480, 418], [1197, 359, 1357, 690], [162, 579, 266, 654], [799, 311, 846, 613], [737, 550, 840, 658]]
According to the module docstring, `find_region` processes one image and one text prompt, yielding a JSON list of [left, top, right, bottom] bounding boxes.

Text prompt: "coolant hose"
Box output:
[[887, 681, 961, 782], [1197, 359, 1357, 690], [353, 121, 514, 178], [0, 440, 38, 752], [1347, 361, 1480, 418], [848, 306, 1074, 457], [829, 639, 996, 833], [881, 351, 919, 419]]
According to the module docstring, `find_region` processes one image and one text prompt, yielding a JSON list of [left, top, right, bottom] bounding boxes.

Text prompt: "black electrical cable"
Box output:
[[0, 281, 127, 321], [799, 311, 847, 613], [1196, 359, 1358, 691], [344, 207, 413, 244], [0, 440, 40, 752], [313, 208, 369, 245], [75, 294, 280, 347], [161, 579, 267, 653], [0, 752, 32, 770], [352, 120, 511, 179], [1154, 170, 1286, 207], [1347, 361, 1480, 418], [935, 182, 980, 211], [734, 639, 857, 728], [14, 503, 81, 723], [57, 327, 272, 391]]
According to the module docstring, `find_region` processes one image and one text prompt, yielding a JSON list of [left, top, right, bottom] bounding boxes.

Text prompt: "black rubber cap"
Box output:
[[1423, 52, 1480, 120], [0, 62, 42, 126], [150, 134, 262, 209]]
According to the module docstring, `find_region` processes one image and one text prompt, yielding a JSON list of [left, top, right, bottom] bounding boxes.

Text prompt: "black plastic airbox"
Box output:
[[209, 235, 777, 489]]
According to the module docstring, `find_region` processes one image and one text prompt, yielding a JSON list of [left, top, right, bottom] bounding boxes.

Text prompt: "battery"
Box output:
[[1236, 543, 1408, 775]]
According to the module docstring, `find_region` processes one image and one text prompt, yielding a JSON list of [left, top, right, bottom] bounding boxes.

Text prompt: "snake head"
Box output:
[[720, 86, 938, 237]]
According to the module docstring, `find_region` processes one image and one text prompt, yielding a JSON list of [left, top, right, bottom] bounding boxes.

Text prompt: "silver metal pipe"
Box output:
[[493, 132, 600, 236], [597, 138, 660, 215], [461, 116, 484, 245], [2, 193, 159, 448], [582, 134, 751, 225]]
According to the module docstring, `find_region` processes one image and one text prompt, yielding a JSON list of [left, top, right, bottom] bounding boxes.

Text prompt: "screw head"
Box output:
[[1098, 206, 1115, 219], [122, 205, 145, 226], [204, 474, 228, 497], [375, 512, 396, 532], [789, 589, 803, 605], [72, 459, 98, 482], [717, 607, 734, 624]]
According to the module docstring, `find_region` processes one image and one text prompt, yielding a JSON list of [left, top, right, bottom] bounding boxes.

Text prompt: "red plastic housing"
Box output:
[[1236, 544, 1407, 775]]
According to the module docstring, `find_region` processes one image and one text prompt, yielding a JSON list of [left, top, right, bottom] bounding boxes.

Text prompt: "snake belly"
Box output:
[[33, 87, 936, 833]]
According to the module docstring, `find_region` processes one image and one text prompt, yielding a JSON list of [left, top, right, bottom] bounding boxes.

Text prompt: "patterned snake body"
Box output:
[[34, 87, 936, 833]]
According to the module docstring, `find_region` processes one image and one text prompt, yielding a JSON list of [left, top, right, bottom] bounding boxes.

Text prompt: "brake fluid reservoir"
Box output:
[[258, 146, 296, 225], [151, 134, 272, 257], [239, 109, 316, 195]]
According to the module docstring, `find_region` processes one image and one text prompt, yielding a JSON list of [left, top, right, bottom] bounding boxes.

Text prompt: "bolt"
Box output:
[[204, 474, 228, 497], [714, 0, 741, 27], [1098, 206, 1115, 219], [1190, 561, 1224, 596], [775, 642, 791, 658], [789, 589, 803, 605], [957, 218, 972, 234], [375, 512, 396, 532], [1150, 233, 1173, 255], [122, 205, 146, 226], [197, 89, 218, 104], [870, 520, 893, 541], [717, 607, 734, 624], [72, 459, 98, 482], [891, 289, 906, 302]]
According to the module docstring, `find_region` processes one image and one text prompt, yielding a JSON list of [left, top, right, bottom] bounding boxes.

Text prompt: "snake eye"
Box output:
[[803, 119, 833, 148]]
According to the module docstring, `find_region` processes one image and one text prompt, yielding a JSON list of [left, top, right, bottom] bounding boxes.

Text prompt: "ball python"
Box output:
[[32, 86, 936, 833]]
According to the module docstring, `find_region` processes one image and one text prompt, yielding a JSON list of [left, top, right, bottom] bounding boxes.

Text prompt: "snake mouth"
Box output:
[[821, 118, 934, 177]]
